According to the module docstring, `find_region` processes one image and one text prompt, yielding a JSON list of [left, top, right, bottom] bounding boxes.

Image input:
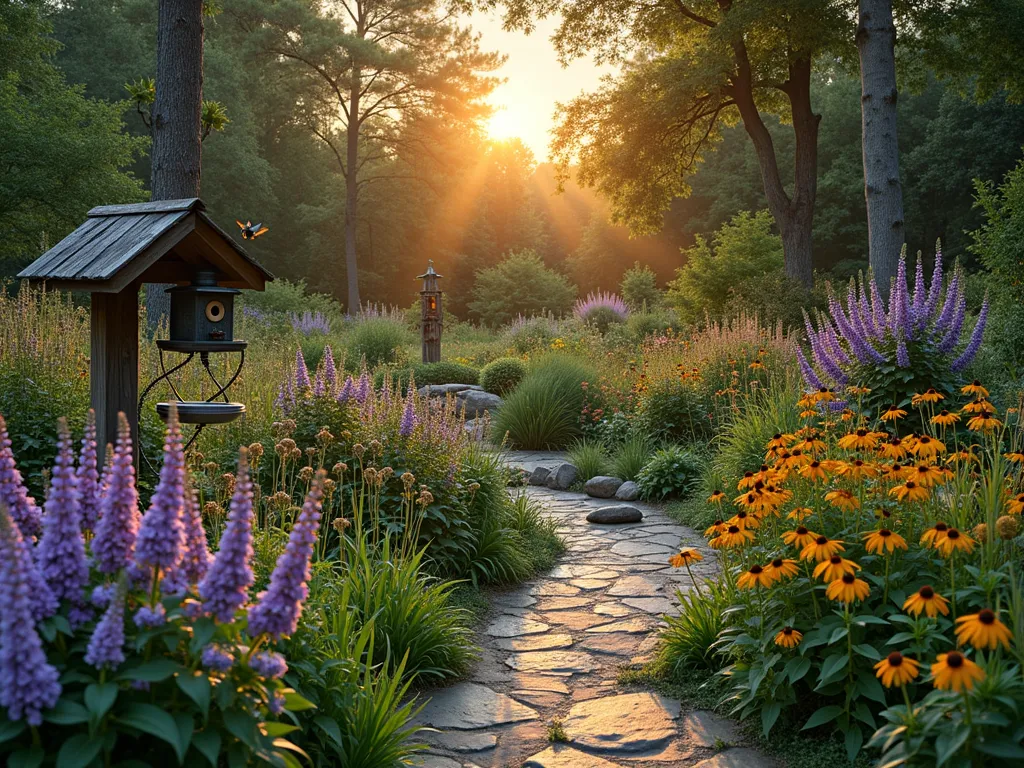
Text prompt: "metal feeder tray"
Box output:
[[157, 401, 245, 425]]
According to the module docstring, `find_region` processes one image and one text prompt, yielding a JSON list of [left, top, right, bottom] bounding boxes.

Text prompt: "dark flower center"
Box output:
[[773, 433, 782, 440], [749, 565, 763, 574], [796, 527, 809, 535], [947, 529, 961, 540], [830, 555, 842, 565], [893, 464, 902, 471], [754, 480, 765, 490], [946, 652, 964, 668], [973, 380, 981, 386], [792, 449, 803, 456], [744, 472, 754, 478], [737, 511, 748, 519], [782, 627, 793, 635], [939, 410, 949, 416], [760, 465, 769, 472], [879, 529, 892, 537], [854, 460, 864, 467], [772, 559, 784, 568], [842, 573, 856, 584], [935, 522, 949, 531], [919, 586, 934, 599], [979, 609, 995, 625], [728, 526, 740, 534], [906, 481, 917, 489], [816, 536, 828, 545], [856, 429, 868, 436], [887, 652, 903, 666], [713, 520, 724, 526], [927, 388, 937, 395], [920, 437, 931, 444]]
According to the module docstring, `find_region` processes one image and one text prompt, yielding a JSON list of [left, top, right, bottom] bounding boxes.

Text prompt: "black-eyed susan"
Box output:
[[787, 507, 814, 522], [737, 564, 774, 590], [707, 490, 726, 505], [825, 572, 871, 603], [946, 448, 979, 466], [1005, 452, 1024, 464], [728, 510, 761, 530], [813, 387, 837, 403], [1007, 493, 1024, 516], [793, 434, 826, 455], [847, 385, 872, 396], [764, 557, 799, 582], [911, 435, 945, 460], [920, 521, 949, 547], [910, 463, 947, 488], [825, 489, 861, 512], [961, 399, 993, 414], [931, 410, 960, 427], [936, 527, 975, 557], [737, 471, 757, 490], [903, 585, 950, 618], [838, 428, 878, 451], [839, 458, 879, 482], [877, 437, 909, 461], [704, 519, 728, 537], [767, 433, 792, 450], [967, 410, 1002, 432], [961, 380, 989, 398], [863, 528, 909, 555], [798, 460, 829, 483], [881, 406, 908, 422], [880, 463, 907, 482], [912, 389, 945, 406], [709, 525, 755, 549], [781, 526, 819, 550], [800, 535, 846, 562], [889, 480, 930, 503], [931, 651, 985, 692], [955, 609, 1014, 650], [774, 627, 802, 648], [668, 548, 704, 568], [813, 555, 860, 582], [874, 652, 921, 688]]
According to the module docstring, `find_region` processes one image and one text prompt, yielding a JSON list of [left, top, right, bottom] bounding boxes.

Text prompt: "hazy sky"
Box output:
[[467, 11, 614, 161]]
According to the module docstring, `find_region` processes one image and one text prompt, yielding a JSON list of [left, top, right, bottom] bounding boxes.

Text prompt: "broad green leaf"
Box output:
[[761, 701, 781, 737], [224, 710, 259, 749], [829, 626, 848, 644], [975, 738, 1024, 758], [845, 724, 864, 762], [44, 699, 91, 726], [0, 719, 27, 743], [56, 734, 103, 768], [116, 659, 181, 682], [84, 682, 119, 721], [784, 656, 811, 683], [263, 722, 300, 737], [8, 746, 44, 768], [853, 643, 882, 661], [176, 672, 211, 721], [817, 653, 848, 685], [936, 723, 970, 767], [281, 690, 316, 712], [191, 730, 221, 768], [117, 703, 186, 764], [313, 715, 342, 747], [802, 705, 843, 731], [174, 712, 195, 766]]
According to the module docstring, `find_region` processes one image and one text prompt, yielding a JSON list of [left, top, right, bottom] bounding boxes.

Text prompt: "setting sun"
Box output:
[[486, 106, 525, 141]]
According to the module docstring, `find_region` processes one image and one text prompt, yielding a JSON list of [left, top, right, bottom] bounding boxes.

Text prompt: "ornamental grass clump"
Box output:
[[667, 380, 1024, 763], [574, 291, 629, 332], [0, 408, 318, 767]]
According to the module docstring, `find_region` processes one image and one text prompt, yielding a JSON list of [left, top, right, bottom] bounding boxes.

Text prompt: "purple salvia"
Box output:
[[820, 319, 852, 367], [322, 345, 338, 392], [8, 506, 57, 622], [134, 407, 186, 580], [937, 289, 967, 355], [911, 254, 927, 328], [888, 256, 910, 340], [199, 449, 255, 623], [934, 268, 962, 339], [85, 582, 126, 670], [337, 376, 355, 403], [180, 488, 212, 585], [249, 650, 288, 679], [36, 418, 89, 606], [795, 347, 824, 390], [805, 316, 846, 386], [0, 506, 62, 725], [274, 382, 286, 412], [856, 277, 879, 339], [313, 369, 326, 398], [99, 442, 114, 500], [246, 473, 325, 640], [294, 348, 311, 392], [829, 293, 880, 364], [201, 645, 234, 672], [399, 394, 417, 437], [77, 409, 101, 533], [133, 604, 166, 628], [355, 370, 371, 404], [92, 415, 140, 574], [896, 339, 910, 368], [925, 245, 943, 321], [951, 299, 989, 372], [869, 278, 888, 338], [0, 414, 43, 539]]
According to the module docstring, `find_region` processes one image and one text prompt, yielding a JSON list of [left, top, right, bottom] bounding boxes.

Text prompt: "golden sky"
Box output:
[[467, 11, 615, 162]]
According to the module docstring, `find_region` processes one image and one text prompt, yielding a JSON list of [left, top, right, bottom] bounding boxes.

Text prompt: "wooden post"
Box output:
[[91, 288, 140, 451]]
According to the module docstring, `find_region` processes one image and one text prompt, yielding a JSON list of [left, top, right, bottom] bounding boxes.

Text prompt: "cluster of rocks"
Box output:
[[583, 476, 639, 501], [527, 462, 578, 491], [418, 383, 503, 420]]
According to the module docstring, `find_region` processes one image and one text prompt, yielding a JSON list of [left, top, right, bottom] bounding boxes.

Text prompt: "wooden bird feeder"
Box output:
[[17, 198, 273, 451], [418, 260, 443, 363]]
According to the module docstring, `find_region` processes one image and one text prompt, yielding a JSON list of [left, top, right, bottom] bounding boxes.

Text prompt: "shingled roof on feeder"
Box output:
[[18, 198, 273, 291]]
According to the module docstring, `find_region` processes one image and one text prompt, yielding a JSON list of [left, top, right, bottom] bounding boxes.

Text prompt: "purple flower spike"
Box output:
[[399, 395, 417, 437], [77, 410, 101, 533], [912, 254, 927, 326], [337, 376, 355, 403], [294, 348, 311, 392], [134, 406, 186, 579], [322, 345, 338, 392], [85, 583, 126, 670], [925, 245, 943, 320], [896, 339, 910, 368], [355, 370, 371, 404], [574, 291, 629, 321], [0, 414, 43, 539], [938, 288, 967, 355], [247, 473, 325, 640], [133, 604, 166, 628], [795, 348, 824, 390], [313, 369, 326, 397], [37, 418, 89, 606], [249, 650, 288, 680], [180, 488, 212, 586], [0, 507, 62, 725], [92, 415, 140, 574], [9, 508, 57, 622], [201, 645, 234, 672], [199, 449, 255, 623], [951, 299, 989, 372]]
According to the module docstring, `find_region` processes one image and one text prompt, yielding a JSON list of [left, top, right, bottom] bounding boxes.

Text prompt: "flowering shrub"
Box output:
[[0, 408, 317, 767], [669, 380, 1024, 762], [798, 248, 989, 422], [574, 291, 629, 332]]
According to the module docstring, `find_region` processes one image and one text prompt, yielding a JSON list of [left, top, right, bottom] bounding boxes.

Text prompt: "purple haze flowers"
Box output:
[[247, 474, 324, 640], [199, 450, 255, 622], [574, 291, 629, 322], [77, 409, 101, 533], [134, 408, 186, 578], [202, 644, 235, 672], [249, 651, 288, 679], [92, 414, 140, 574], [85, 584, 126, 670], [0, 414, 43, 539]]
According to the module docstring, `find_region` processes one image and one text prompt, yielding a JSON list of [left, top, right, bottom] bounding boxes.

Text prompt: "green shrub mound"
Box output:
[[636, 378, 713, 444], [415, 361, 480, 387], [636, 445, 704, 500], [580, 305, 626, 333], [346, 317, 411, 369], [492, 355, 596, 449], [480, 357, 527, 395]]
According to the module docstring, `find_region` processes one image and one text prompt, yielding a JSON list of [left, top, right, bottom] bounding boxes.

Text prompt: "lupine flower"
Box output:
[[337, 376, 355, 403], [199, 449, 255, 622], [289, 310, 330, 336], [8, 506, 57, 622], [313, 369, 326, 397], [0, 414, 43, 539], [951, 299, 989, 373], [294, 348, 311, 392], [249, 650, 288, 679], [179, 488, 212, 586], [91, 584, 115, 609], [134, 407, 186, 579], [201, 645, 234, 672], [76, 410, 102, 533], [896, 339, 910, 368], [36, 419, 89, 607], [247, 473, 325, 640], [355, 370, 371, 404], [85, 583, 126, 670], [322, 345, 338, 391], [0, 506, 62, 725], [399, 395, 417, 437], [92, 414, 140, 573], [133, 604, 166, 628]]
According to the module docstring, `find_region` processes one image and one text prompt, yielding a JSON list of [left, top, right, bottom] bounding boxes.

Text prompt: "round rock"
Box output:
[[614, 481, 640, 501], [586, 505, 643, 524], [584, 476, 625, 498]]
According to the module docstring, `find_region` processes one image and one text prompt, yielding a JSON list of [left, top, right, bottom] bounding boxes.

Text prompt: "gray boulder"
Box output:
[[546, 463, 578, 490], [529, 466, 552, 486], [585, 476, 624, 498], [615, 481, 640, 501], [586, 505, 643, 524], [456, 389, 503, 419], [418, 383, 479, 397]]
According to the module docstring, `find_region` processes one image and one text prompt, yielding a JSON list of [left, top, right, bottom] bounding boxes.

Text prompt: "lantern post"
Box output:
[[418, 261, 443, 363]]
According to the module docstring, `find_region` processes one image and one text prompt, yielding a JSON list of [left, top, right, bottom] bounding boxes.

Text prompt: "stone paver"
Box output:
[[414, 454, 770, 767]]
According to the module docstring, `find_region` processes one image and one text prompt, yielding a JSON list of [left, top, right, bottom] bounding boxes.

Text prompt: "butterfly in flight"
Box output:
[[236, 219, 269, 240]]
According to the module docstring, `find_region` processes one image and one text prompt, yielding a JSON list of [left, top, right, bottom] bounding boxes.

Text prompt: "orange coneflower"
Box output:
[[968, 410, 1003, 432], [877, 437, 909, 461], [826, 489, 861, 512], [787, 507, 814, 522], [766, 433, 792, 450], [826, 572, 871, 603], [839, 459, 879, 482], [890, 480, 930, 503], [874, 652, 921, 688], [800, 535, 846, 562], [880, 463, 908, 483], [728, 510, 761, 530], [931, 651, 985, 692], [737, 471, 757, 490], [881, 406, 908, 422], [813, 555, 860, 582], [931, 410, 960, 427], [1005, 452, 1024, 464], [911, 435, 946, 460], [847, 385, 872, 396], [936, 528, 975, 557], [813, 388, 837, 403], [838, 428, 878, 451], [910, 463, 947, 488], [961, 399, 993, 414], [912, 389, 945, 406], [955, 609, 1014, 650], [782, 526, 819, 550], [793, 435, 826, 455], [708, 490, 726, 505], [920, 521, 949, 547], [903, 585, 950, 618], [704, 519, 728, 537], [961, 381, 989, 398], [710, 525, 755, 549], [946, 448, 980, 466], [774, 627, 802, 648], [1007, 493, 1024, 516], [798, 460, 829, 483], [863, 528, 908, 555], [737, 564, 775, 590], [764, 557, 799, 582], [668, 548, 704, 568]]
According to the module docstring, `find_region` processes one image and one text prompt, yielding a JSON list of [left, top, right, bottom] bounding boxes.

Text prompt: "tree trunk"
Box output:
[[857, 0, 904, 297], [344, 66, 362, 313], [147, 0, 204, 327]]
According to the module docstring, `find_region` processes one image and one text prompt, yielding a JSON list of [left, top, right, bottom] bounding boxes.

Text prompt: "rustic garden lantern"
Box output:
[[418, 260, 443, 363], [17, 198, 273, 453]]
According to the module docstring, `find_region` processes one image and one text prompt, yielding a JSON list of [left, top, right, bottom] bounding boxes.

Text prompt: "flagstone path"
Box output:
[[412, 453, 776, 768]]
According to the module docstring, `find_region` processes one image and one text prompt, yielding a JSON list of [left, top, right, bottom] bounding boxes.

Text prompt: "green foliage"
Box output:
[[722, 269, 825, 331], [713, 381, 803, 481], [610, 434, 654, 482], [468, 251, 577, 326], [620, 262, 662, 310], [636, 445, 704, 501], [414, 361, 480, 387], [480, 357, 527, 396], [636, 378, 713, 445], [667, 211, 785, 326], [241, 280, 343, 322], [346, 317, 412, 370], [659, 583, 728, 674], [491, 355, 596, 449], [502, 315, 557, 354], [567, 438, 611, 482], [579, 304, 625, 333]]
